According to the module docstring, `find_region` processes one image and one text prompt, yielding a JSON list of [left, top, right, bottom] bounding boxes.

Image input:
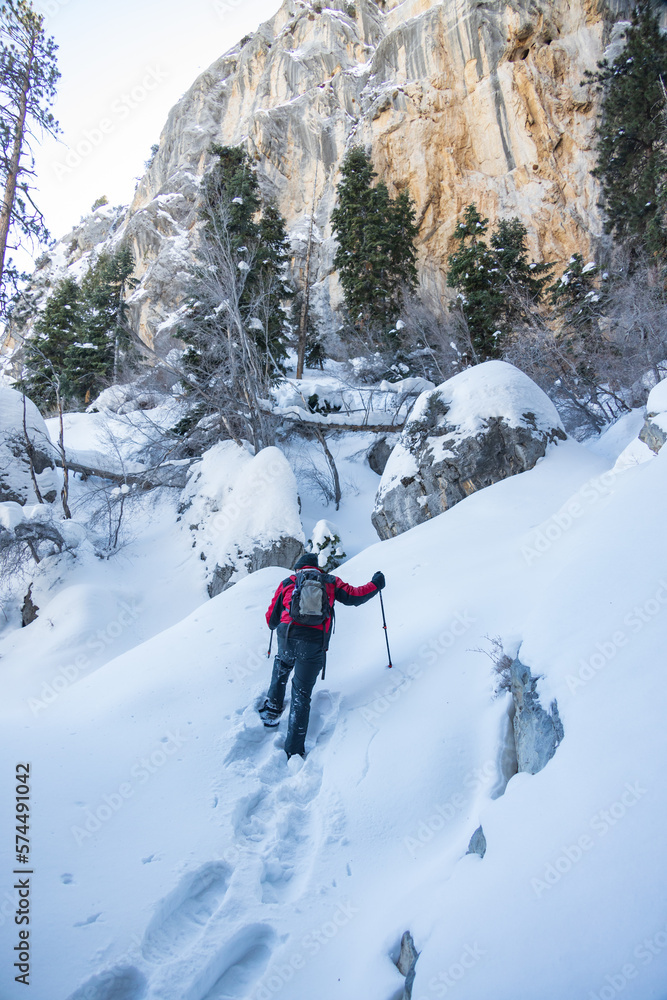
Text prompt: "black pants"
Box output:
[[267, 624, 326, 757]]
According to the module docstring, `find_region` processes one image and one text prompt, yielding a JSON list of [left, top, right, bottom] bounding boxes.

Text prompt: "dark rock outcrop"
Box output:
[[466, 825, 487, 858], [396, 931, 419, 1000], [510, 656, 564, 774]]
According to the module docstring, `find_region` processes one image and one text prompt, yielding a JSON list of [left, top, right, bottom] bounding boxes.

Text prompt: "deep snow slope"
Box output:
[[1, 411, 666, 1000]]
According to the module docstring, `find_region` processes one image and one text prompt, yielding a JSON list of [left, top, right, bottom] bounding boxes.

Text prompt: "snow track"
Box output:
[[66, 690, 341, 1000]]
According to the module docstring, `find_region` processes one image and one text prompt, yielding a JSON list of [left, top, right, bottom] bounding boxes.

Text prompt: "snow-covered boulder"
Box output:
[[639, 377, 667, 454], [0, 387, 59, 505], [371, 361, 567, 539], [181, 441, 304, 597]]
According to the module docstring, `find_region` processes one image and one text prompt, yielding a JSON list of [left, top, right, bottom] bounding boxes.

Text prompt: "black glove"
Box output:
[[372, 571, 385, 591]]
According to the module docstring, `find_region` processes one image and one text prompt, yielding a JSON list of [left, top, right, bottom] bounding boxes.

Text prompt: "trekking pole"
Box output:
[[379, 591, 393, 668], [267, 629, 274, 659]]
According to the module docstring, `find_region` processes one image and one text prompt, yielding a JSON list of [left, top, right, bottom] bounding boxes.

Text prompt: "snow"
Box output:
[[0, 386, 59, 504], [429, 360, 563, 439], [0, 377, 666, 1000], [44, 394, 187, 473], [646, 375, 667, 416], [181, 441, 305, 588], [377, 361, 564, 498]]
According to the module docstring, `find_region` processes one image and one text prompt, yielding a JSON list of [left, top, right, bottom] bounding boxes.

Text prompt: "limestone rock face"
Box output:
[[371, 361, 566, 539], [7, 0, 633, 355], [0, 387, 59, 505]]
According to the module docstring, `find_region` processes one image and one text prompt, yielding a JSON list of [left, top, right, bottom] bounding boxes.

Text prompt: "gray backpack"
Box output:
[[289, 569, 332, 626]]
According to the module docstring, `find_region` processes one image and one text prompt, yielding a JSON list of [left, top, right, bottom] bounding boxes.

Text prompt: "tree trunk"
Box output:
[[313, 426, 341, 511], [55, 384, 72, 519], [0, 28, 36, 290], [296, 164, 318, 381], [22, 392, 44, 504]]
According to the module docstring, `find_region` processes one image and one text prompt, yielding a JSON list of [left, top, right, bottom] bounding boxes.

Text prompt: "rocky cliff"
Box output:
[[7, 0, 633, 356]]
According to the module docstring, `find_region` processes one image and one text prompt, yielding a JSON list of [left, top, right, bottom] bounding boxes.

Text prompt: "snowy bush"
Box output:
[[307, 519, 346, 572]]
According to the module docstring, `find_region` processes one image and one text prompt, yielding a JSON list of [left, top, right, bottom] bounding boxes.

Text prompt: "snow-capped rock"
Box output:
[[0, 387, 59, 505], [371, 361, 566, 538]]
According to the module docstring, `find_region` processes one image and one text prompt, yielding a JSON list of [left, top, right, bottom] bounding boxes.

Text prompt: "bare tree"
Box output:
[[176, 205, 280, 452]]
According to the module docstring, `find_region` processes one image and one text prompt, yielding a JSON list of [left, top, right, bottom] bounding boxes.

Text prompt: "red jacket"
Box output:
[[266, 568, 378, 641]]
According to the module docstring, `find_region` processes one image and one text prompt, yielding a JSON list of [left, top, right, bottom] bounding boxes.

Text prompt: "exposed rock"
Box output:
[[510, 656, 564, 774], [639, 377, 667, 454], [21, 585, 39, 627], [366, 435, 396, 475], [6, 0, 633, 356], [0, 387, 59, 505], [466, 825, 487, 858], [640, 418, 667, 455], [396, 930, 419, 1000], [208, 535, 304, 598], [372, 361, 566, 539]]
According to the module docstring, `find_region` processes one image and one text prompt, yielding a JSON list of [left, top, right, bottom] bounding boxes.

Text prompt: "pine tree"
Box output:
[[76, 243, 136, 399], [20, 275, 80, 407], [548, 254, 606, 334], [447, 205, 552, 359], [446, 205, 505, 359], [548, 253, 611, 383], [19, 243, 135, 408], [490, 217, 553, 326], [0, 0, 60, 313], [588, 0, 667, 256], [192, 144, 291, 371], [331, 147, 418, 333], [177, 145, 292, 449]]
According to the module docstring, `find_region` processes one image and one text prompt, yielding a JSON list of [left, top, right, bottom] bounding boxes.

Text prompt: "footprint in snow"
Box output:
[[222, 707, 272, 767], [141, 861, 231, 964], [304, 689, 340, 753], [231, 787, 273, 841], [66, 965, 147, 1000], [186, 924, 276, 1000]]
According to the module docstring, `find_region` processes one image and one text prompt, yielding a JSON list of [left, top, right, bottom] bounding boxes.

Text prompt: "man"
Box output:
[[261, 553, 385, 759]]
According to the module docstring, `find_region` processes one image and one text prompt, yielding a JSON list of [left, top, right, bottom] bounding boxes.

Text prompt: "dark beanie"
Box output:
[[294, 553, 320, 570]]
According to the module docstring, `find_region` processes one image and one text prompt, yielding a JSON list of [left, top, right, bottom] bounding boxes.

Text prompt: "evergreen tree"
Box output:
[[331, 147, 418, 333], [446, 205, 505, 359], [189, 144, 291, 372], [177, 145, 292, 449], [19, 242, 135, 408], [588, 0, 667, 255], [548, 254, 606, 335], [0, 0, 60, 313], [447, 205, 552, 359], [20, 275, 80, 407], [547, 253, 611, 383], [76, 243, 136, 398]]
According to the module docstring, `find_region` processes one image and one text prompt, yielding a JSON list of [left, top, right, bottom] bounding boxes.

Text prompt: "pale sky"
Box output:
[[31, 0, 282, 245]]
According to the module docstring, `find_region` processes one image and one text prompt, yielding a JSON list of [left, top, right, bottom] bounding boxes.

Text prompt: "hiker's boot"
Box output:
[[258, 700, 283, 727]]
